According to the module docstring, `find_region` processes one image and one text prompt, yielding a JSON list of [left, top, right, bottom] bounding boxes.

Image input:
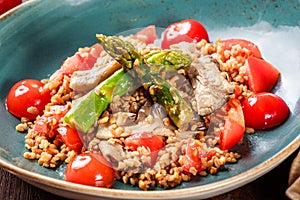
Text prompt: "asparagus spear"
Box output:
[[64, 68, 132, 133], [144, 49, 191, 71], [96, 34, 194, 129]]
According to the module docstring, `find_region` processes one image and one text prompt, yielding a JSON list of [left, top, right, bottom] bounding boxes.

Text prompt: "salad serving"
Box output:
[[6, 19, 290, 190]]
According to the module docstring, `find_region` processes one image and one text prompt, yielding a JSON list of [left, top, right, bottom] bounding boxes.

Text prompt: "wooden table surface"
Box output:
[[1, 149, 297, 200]]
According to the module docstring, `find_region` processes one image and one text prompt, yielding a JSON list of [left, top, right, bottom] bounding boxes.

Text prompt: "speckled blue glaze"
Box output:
[[0, 0, 299, 199]]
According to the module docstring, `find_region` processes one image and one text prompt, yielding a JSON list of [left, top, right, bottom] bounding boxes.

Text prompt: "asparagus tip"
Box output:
[[96, 34, 106, 43]]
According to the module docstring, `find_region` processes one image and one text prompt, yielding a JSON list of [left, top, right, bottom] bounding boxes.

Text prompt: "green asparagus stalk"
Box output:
[[144, 50, 191, 71], [64, 68, 132, 133], [96, 34, 142, 70], [96, 34, 194, 129], [146, 72, 194, 129]]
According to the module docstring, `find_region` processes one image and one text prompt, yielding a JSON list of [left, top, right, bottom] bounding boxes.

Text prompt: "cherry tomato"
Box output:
[[181, 139, 216, 173], [65, 152, 115, 188], [219, 98, 245, 150], [221, 39, 262, 59], [62, 44, 102, 75], [51, 44, 102, 79], [57, 126, 83, 152], [246, 56, 280, 93], [6, 79, 51, 120], [233, 85, 243, 97], [134, 25, 158, 45], [78, 43, 103, 69], [242, 92, 290, 130], [60, 54, 90, 76], [124, 132, 164, 166], [161, 19, 209, 49], [0, 0, 22, 15], [34, 105, 70, 135]]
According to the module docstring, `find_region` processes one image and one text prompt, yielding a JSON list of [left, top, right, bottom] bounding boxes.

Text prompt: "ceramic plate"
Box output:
[[0, 0, 300, 199]]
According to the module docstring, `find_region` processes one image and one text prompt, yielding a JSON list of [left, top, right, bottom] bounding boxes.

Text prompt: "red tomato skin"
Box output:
[[181, 139, 204, 172], [34, 105, 70, 134], [181, 139, 216, 173], [241, 92, 290, 130], [65, 152, 115, 188], [0, 0, 22, 15], [124, 132, 164, 152], [220, 118, 245, 150], [81, 44, 103, 68], [219, 98, 245, 150], [57, 126, 83, 152], [124, 132, 164, 166], [161, 19, 209, 49], [53, 44, 102, 79], [6, 79, 51, 120], [60, 54, 89, 76], [222, 39, 262, 59], [246, 57, 280, 93], [134, 25, 158, 44]]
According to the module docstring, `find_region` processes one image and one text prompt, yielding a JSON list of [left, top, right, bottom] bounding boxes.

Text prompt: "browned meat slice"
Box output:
[[169, 42, 234, 116], [96, 102, 176, 140], [123, 103, 176, 137], [70, 59, 121, 94], [98, 140, 125, 166], [186, 55, 234, 116]]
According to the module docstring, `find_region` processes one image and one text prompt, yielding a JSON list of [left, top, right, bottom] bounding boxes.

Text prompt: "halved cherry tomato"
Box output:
[[57, 126, 83, 152], [51, 44, 102, 79], [246, 56, 280, 93], [219, 98, 245, 150], [161, 19, 209, 49], [0, 0, 22, 15], [79, 43, 103, 68], [209, 98, 245, 150], [65, 151, 115, 188], [6, 79, 51, 120], [124, 132, 164, 166], [181, 139, 216, 173], [233, 85, 243, 97], [134, 25, 158, 45], [34, 105, 70, 135], [241, 92, 290, 130], [60, 54, 89, 76], [221, 39, 262, 59]]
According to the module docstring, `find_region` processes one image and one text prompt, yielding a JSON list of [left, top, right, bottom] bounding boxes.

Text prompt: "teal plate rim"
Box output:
[[1, 0, 300, 199]]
